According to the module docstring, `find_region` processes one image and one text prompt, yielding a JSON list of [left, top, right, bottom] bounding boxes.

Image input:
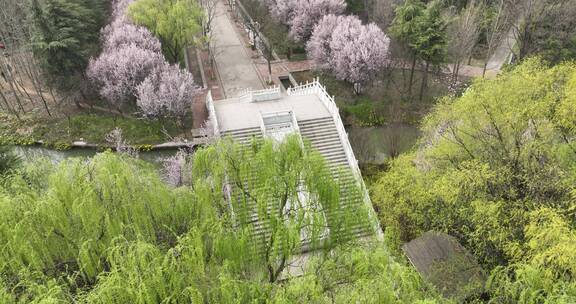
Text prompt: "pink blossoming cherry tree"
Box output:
[[102, 21, 162, 53], [136, 64, 200, 126], [307, 14, 391, 94], [87, 44, 164, 106], [288, 0, 346, 42], [87, 0, 200, 124]]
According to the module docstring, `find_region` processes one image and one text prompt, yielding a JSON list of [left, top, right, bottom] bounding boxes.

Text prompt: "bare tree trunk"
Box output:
[[408, 54, 417, 96], [18, 53, 51, 112], [0, 89, 20, 120], [454, 60, 461, 82], [0, 60, 26, 114], [267, 47, 273, 84], [419, 61, 429, 102]]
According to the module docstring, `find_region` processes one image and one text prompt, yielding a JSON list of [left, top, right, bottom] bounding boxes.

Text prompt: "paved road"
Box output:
[[486, 27, 516, 71], [211, 0, 263, 98]]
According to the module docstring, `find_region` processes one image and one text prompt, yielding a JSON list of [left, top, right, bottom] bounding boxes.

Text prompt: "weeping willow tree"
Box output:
[[190, 135, 375, 283], [0, 137, 443, 303]]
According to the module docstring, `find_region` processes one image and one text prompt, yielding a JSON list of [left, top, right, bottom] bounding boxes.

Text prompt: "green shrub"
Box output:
[[344, 101, 385, 126]]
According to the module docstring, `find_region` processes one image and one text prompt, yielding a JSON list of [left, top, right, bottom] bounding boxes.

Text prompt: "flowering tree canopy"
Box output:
[[305, 14, 339, 69], [269, 0, 299, 24], [136, 63, 200, 123], [102, 21, 162, 53], [87, 44, 164, 105], [88, 0, 200, 124], [307, 15, 390, 93], [268, 0, 345, 42], [288, 0, 346, 42]]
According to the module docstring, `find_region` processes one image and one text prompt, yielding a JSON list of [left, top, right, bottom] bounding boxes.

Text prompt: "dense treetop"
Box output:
[[372, 59, 576, 303]]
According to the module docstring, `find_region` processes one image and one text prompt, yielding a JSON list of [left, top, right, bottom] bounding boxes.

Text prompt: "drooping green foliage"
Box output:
[[191, 135, 375, 283], [0, 146, 20, 175], [372, 58, 576, 302], [0, 137, 443, 302], [29, 0, 107, 92], [128, 0, 203, 63]]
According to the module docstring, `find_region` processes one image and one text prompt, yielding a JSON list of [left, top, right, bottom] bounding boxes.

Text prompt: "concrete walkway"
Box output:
[[486, 27, 516, 71], [211, 0, 263, 98]]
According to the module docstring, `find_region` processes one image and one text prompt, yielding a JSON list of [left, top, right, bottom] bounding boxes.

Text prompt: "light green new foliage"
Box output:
[[0, 152, 197, 301], [190, 135, 372, 283], [272, 244, 447, 304], [0, 138, 444, 302], [0, 145, 20, 175], [372, 59, 576, 302], [128, 0, 203, 62]]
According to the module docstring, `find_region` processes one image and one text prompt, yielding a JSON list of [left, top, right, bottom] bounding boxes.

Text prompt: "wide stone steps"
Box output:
[[221, 127, 262, 144]]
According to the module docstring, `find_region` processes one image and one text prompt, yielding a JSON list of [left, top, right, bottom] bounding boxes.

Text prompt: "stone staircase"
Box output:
[[298, 117, 373, 240], [298, 117, 348, 167], [221, 127, 263, 145]]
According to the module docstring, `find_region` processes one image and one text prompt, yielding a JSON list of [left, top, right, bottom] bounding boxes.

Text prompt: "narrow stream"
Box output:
[[12, 146, 178, 165], [11, 124, 420, 166], [347, 124, 420, 164]]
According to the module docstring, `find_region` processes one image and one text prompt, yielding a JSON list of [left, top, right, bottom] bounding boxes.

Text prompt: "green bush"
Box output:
[[344, 101, 385, 126], [371, 59, 576, 303]]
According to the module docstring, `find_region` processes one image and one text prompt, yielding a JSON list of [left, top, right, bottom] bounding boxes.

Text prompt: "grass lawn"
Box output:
[[292, 68, 468, 127], [0, 110, 184, 149]]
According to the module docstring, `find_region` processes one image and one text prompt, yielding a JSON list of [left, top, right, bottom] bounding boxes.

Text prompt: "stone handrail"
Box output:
[[288, 79, 383, 239], [205, 90, 220, 136], [239, 86, 281, 102]]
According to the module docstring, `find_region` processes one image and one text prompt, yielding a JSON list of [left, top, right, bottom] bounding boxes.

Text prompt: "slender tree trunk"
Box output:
[[354, 83, 362, 95], [0, 89, 20, 120], [18, 56, 52, 117], [40, 92, 51, 116], [267, 47, 272, 84], [408, 53, 417, 96], [419, 61, 429, 102], [4, 75, 25, 113], [49, 87, 62, 107], [454, 60, 461, 82]]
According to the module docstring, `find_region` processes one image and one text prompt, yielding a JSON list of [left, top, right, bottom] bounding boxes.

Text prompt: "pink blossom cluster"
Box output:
[[136, 63, 200, 122], [268, 0, 346, 42], [307, 14, 390, 86], [87, 0, 199, 120], [87, 44, 164, 104], [161, 149, 190, 187], [102, 21, 162, 53]]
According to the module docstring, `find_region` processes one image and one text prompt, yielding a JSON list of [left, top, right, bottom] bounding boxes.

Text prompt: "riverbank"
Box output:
[[0, 110, 203, 151]]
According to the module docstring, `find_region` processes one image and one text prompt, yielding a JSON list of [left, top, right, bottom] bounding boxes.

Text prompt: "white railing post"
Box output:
[[205, 90, 220, 137], [240, 86, 281, 102]]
